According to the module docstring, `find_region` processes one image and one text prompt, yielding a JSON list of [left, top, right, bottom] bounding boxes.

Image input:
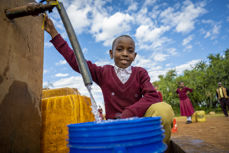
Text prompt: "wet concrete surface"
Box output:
[[171, 136, 228, 153]]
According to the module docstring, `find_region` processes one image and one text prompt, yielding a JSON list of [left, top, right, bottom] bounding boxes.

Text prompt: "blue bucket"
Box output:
[[68, 117, 167, 153]]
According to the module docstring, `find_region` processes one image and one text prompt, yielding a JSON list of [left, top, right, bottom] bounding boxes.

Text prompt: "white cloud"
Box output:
[[44, 42, 53, 48], [212, 24, 220, 35], [91, 12, 133, 46], [43, 81, 48, 88], [204, 31, 211, 38], [182, 35, 193, 46], [135, 25, 170, 50], [135, 8, 154, 26], [202, 20, 221, 39], [83, 48, 88, 54], [95, 59, 113, 66], [127, 2, 138, 12], [175, 59, 201, 75], [166, 63, 171, 67], [148, 68, 171, 82], [67, 4, 91, 34], [152, 53, 169, 62], [135, 25, 169, 42], [227, 16, 229, 22], [55, 60, 67, 65], [142, 0, 157, 7], [167, 48, 177, 55], [160, 0, 206, 33], [133, 54, 157, 69], [55, 73, 69, 77], [51, 76, 104, 109], [186, 45, 192, 49], [43, 69, 48, 74]]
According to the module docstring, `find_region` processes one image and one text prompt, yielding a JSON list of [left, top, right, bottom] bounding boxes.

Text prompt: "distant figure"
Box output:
[[176, 82, 195, 124], [155, 86, 163, 102], [216, 82, 229, 117], [98, 105, 105, 120]]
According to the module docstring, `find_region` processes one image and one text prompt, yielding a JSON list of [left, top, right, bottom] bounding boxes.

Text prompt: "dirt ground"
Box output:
[[171, 114, 229, 152]]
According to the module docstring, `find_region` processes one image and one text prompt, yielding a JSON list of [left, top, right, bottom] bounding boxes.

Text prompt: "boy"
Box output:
[[44, 17, 174, 143]]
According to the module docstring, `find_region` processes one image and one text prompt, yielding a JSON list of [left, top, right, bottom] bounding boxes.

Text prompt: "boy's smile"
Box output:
[[110, 37, 137, 69]]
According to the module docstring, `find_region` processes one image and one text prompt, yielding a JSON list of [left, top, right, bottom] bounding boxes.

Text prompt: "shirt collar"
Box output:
[[114, 65, 132, 74]]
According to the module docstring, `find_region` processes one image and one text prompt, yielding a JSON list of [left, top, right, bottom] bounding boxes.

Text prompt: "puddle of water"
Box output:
[[191, 139, 203, 144]]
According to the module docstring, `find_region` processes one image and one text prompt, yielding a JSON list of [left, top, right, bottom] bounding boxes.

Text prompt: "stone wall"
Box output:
[[0, 0, 43, 152]]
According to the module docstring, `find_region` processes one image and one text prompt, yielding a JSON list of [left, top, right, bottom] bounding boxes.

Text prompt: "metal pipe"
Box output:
[[56, 2, 93, 86], [5, 3, 54, 19], [5, 2, 93, 87]]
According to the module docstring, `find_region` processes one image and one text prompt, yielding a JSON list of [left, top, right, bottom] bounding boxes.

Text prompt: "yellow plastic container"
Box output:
[[41, 88, 95, 153], [42, 87, 80, 98], [196, 110, 206, 122], [191, 112, 197, 123]]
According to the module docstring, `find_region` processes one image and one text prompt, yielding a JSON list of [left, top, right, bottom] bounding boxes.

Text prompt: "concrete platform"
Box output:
[[167, 136, 228, 153]]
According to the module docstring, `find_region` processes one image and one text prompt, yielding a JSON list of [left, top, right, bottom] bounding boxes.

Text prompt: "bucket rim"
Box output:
[[68, 117, 161, 128]]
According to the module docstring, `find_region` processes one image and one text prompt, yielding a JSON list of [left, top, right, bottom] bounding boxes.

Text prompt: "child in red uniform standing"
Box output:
[[44, 17, 174, 143], [176, 82, 195, 124]]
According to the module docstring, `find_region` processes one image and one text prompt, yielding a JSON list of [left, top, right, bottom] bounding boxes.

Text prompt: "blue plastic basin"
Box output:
[[67, 117, 167, 153]]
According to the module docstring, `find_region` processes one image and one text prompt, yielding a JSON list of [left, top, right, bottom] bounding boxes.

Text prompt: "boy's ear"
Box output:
[[109, 50, 113, 59], [133, 52, 137, 60]]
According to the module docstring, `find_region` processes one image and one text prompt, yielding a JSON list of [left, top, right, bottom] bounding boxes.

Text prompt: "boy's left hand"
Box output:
[[121, 109, 134, 118], [114, 113, 121, 119]]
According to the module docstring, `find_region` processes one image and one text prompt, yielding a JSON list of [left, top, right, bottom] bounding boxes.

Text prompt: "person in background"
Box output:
[[98, 105, 105, 120], [44, 17, 174, 144], [176, 82, 195, 124], [216, 82, 229, 117], [155, 86, 163, 102]]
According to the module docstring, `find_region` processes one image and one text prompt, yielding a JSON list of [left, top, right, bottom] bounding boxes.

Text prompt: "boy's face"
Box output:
[[109, 37, 137, 69]]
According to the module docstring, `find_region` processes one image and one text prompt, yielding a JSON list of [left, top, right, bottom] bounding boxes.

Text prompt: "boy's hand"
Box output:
[[121, 109, 134, 119], [44, 15, 58, 38], [114, 113, 122, 119]]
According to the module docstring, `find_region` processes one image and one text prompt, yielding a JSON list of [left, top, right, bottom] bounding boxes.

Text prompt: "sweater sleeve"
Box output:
[[176, 88, 179, 94], [158, 91, 163, 102], [123, 69, 160, 117], [50, 34, 103, 85], [186, 87, 193, 93]]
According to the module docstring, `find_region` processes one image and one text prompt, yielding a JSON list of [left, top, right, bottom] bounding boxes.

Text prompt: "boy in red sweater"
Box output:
[[44, 17, 174, 144]]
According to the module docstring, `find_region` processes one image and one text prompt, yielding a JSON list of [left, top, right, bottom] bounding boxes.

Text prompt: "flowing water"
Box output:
[[86, 85, 101, 122]]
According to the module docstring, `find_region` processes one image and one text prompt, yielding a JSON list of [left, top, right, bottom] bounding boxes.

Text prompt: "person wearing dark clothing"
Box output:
[[216, 82, 229, 117]]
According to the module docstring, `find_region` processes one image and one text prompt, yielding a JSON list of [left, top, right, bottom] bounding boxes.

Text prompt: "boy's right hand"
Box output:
[[44, 15, 58, 38]]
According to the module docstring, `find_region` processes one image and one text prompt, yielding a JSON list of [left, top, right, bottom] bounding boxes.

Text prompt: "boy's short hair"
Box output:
[[112, 35, 135, 50]]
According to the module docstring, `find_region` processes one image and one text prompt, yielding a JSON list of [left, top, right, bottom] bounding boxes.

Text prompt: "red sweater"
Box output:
[[176, 87, 193, 100], [157, 91, 163, 102], [50, 34, 160, 119]]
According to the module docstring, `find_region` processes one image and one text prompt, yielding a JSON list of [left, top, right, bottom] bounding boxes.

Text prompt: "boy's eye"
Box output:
[[128, 48, 134, 53]]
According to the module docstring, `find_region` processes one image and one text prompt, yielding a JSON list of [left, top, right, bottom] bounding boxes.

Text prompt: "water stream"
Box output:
[[86, 85, 101, 122]]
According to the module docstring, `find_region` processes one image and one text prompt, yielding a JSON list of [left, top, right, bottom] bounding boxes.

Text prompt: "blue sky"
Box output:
[[43, 0, 229, 111]]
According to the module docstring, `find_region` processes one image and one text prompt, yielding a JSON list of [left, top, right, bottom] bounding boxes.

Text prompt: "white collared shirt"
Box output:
[[114, 65, 132, 84]]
